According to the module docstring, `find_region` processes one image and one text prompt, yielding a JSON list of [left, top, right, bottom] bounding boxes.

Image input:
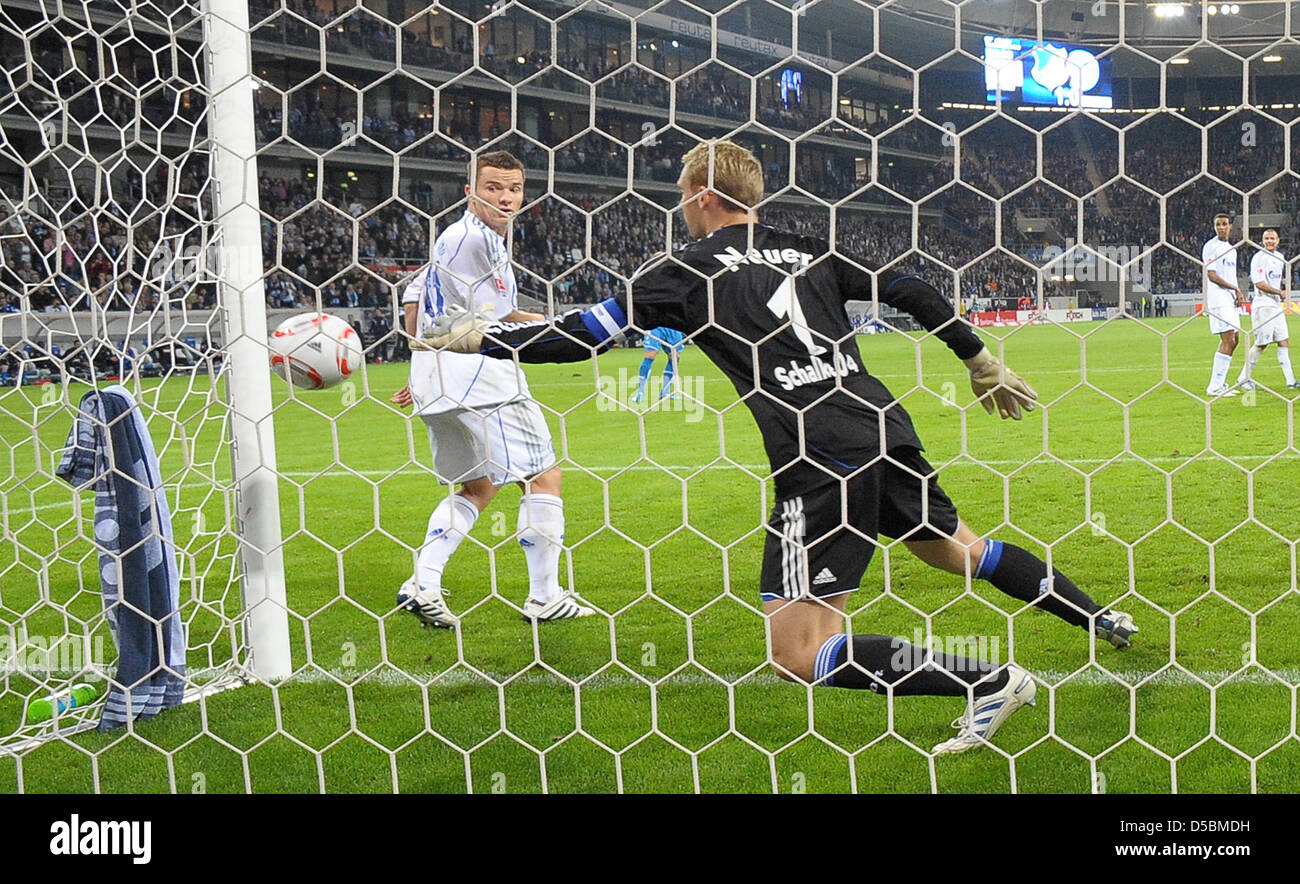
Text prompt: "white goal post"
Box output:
[[204, 0, 291, 681]]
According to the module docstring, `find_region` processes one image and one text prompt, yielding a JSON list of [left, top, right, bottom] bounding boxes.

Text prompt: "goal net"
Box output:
[[0, 0, 1296, 793]]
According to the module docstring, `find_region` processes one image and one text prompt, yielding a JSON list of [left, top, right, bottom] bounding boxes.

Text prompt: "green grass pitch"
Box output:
[[2, 314, 1299, 793]]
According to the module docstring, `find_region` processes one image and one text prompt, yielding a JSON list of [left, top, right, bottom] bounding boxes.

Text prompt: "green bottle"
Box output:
[[26, 683, 99, 723]]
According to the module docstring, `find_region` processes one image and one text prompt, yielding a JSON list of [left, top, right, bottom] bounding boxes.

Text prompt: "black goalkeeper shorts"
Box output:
[[759, 448, 961, 602]]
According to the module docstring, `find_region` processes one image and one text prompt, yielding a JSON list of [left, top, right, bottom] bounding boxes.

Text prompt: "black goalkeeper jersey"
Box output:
[[483, 223, 985, 492]]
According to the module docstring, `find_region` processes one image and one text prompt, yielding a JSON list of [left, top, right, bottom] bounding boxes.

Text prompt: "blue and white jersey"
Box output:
[[402, 210, 529, 414], [403, 210, 519, 333], [1250, 247, 1286, 305], [643, 326, 685, 353], [1202, 236, 1238, 300]]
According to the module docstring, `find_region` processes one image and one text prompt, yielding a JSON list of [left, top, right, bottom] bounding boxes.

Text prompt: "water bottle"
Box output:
[[26, 683, 99, 723]]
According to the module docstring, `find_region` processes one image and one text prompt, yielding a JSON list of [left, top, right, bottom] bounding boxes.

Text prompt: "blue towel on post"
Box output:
[[56, 385, 186, 731]]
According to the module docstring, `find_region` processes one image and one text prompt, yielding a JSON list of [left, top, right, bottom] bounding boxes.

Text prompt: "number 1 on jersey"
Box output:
[[767, 275, 827, 356]]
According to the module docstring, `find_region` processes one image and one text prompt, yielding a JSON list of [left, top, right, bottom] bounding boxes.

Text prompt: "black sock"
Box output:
[[813, 634, 1007, 697], [976, 540, 1100, 629]]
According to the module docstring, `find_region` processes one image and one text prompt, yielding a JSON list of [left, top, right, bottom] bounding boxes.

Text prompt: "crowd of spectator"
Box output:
[[12, 0, 1300, 324], [245, 0, 957, 163], [12, 151, 1300, 326], [247, 0, 866, 138], [1084, 179, 1158, 246], [760, 206, 1042, 305], [259, 176, 683, 311], [1270, 174, 1300, 215], [243, 0, 1295, 202], [0, 160, 217, 313], [15, 96, 1300, 318]]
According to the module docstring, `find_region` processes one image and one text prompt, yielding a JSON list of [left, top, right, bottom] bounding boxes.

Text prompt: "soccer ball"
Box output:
[[268, 312, 364, 390]]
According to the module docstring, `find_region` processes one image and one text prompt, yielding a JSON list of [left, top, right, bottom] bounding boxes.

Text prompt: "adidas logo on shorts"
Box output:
[[813, 568, 836, 586]]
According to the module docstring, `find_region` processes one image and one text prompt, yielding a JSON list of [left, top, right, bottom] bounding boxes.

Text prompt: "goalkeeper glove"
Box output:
[[410, 305, 493, 353], [964, 346, 1038, 420]]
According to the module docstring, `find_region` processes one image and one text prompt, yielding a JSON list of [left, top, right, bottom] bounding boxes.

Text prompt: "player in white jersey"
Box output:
[[1202, 213, 1246, 396], [391, 151, 593, 627], [1237, 228, 1299, 390]]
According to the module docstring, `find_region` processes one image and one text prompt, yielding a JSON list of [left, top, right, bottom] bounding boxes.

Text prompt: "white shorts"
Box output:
[[420, 400, 557, 487], [1252, 299, 1290, 346], [1206, 294, 1244, 335]]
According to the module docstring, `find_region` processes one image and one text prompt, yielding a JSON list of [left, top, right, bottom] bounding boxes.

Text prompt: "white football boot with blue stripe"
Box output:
[[932, 663, 1037, 756], [521, 591, 595, 622], [397, 578, 457, 630]]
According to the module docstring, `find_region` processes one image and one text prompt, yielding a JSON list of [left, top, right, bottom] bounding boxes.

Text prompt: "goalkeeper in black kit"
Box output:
[[429, 140, 1137, 755]]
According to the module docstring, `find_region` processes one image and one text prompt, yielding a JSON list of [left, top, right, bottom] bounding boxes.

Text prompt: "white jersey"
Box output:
[[1250, 248, 1286, 305], [403, 210, 530, 414], [1202, 236, 1238, 300]]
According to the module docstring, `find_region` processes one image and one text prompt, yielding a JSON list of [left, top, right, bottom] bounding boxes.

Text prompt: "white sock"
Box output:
[[1209, 351, 1232, 390], [1280, 348, 1296, 385], [1238, 346, 1262, 384], [518, 493, 565, 604], [416, 495, 480, 591]]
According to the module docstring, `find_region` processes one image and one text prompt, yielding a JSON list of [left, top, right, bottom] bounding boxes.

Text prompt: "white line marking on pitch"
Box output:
[[272, 666, 1300, 690], [6, 453, 1300, 517]]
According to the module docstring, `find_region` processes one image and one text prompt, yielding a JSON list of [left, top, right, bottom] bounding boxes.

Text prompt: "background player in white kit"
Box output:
[[1237, 228, 1299, 391], [1203, 214, 1245, 397], [392, 151, 594, 627]]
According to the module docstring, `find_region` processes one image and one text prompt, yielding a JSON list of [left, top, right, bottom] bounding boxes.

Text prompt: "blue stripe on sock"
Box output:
[[814, 634, 848, 686], [976, 539, 1003, 581]]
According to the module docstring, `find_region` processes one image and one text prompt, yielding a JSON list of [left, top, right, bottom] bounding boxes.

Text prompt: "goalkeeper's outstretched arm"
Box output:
[[876, 272, 985, 360], [864, 264, 1039, 420], [428, 298, 629, 363]]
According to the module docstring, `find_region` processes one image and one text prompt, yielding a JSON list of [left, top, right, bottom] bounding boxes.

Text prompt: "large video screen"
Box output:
[[778, 68, 802, 108], [983, 35, 1113, 109]]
